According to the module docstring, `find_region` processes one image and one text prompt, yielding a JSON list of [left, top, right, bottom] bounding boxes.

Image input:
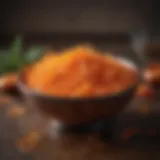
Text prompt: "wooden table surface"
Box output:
[[0, 93, 160, 160], [0, 38, 160, 160]]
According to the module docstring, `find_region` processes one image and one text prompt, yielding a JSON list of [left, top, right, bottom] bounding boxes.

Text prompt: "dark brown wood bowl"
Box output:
[[17, 57, 141, 125]]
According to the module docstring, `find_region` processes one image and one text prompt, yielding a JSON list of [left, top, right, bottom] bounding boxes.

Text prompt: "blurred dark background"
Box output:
[[0, 0, 159, 47]]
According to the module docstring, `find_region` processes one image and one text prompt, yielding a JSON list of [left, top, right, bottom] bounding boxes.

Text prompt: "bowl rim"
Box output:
[[17, 56, 142, 102]]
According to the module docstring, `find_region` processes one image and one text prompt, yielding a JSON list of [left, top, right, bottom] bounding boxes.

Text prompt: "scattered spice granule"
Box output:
[[135, 83, 155, 98], [0, 73, 17, 91], [144, 63, 160, 85], [8, 106, 25, 118], [16, 131, 41, 153], [0, 96, 12, 104]]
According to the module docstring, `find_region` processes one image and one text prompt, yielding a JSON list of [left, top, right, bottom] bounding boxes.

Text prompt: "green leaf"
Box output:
[[0, 52, 10, 74], [9, 36, 23, 68], [0, 53, 19, 74], [0, 36, 45, 75], [24, 46, 45, 64], [0, 36, 23, 74]]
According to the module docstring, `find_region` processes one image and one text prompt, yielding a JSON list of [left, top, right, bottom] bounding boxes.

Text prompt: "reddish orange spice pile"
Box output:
[[25, 46, 137, 97]]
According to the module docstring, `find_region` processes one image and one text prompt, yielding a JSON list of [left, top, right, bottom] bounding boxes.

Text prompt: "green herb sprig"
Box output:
[[0, 36, 45, 74]]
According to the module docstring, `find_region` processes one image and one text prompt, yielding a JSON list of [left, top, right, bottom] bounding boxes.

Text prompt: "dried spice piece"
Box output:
[[0, 73, 17, 91], [25, 46, 138, 98], [0, 95, 12, 104], [121, 128, 158, 141], [144, 63, 160, 85], [16, 131, 41, 153], [135, 83, 155, 98], [8, 106, 25, 118]]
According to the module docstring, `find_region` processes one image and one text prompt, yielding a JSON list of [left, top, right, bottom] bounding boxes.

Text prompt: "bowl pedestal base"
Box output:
[[46, 117, 116, 141]]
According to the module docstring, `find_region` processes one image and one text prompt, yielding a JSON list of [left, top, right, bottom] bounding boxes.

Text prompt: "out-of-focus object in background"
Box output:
[[8, 104, 25, 118], [0, 35, 45, 93], [135, 83, 154, 98], [0, 73, 17, 92], [144, 63, 160, 86], [16, 131, 41, 153]]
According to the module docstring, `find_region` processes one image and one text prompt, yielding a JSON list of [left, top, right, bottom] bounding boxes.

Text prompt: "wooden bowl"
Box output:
[[17, 57, 141, 125]]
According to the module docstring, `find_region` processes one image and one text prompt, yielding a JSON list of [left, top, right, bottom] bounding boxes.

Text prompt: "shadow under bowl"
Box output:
[[17, 58, 141, 125]]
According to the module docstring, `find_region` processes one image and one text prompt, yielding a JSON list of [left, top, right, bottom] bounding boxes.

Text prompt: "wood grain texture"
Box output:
[[0, 94, 160, 160]]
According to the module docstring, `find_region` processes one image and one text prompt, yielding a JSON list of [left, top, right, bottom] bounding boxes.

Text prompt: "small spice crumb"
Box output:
[[144, 63, 160, 85], [0, 96, 12, 104], [0, 73, 17, 91], [16, 131, 41, 153], [8, 106, 25, 118], [135, 83, 154, 98]]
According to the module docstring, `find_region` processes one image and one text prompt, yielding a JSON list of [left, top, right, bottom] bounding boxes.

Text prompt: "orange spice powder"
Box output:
[[25, 46, 137, 98]]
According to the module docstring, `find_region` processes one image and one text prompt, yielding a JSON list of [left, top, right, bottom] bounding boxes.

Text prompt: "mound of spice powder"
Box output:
[[25, 46, 137, 97]]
